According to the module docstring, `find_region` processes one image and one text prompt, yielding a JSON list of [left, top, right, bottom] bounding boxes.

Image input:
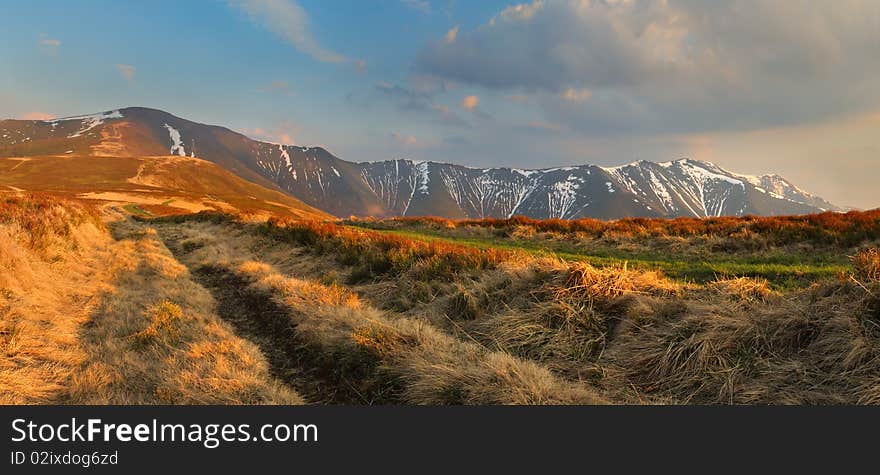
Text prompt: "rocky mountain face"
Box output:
[[0, 107, 840, 219]]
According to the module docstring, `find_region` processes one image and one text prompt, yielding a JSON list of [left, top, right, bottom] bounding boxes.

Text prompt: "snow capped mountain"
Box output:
[[0, 107, 841, 219], [251, 150, 840, 219], [339, 158, 837, 219]]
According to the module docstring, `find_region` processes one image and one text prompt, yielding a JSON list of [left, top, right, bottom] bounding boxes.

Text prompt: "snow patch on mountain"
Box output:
[[413, 161, 430, 193], [61, 110, 124, 138], [163, 124, 186, 156]]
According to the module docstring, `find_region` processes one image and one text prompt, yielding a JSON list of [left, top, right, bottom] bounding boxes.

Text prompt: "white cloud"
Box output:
[[115, 64, 136, 82], [231, 0, 346, 64], [38, 35, 61, 55], [401, 0, 431, 14]]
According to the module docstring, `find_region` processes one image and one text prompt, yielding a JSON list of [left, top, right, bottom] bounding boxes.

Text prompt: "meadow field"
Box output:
[[3, 195, 880, 404]]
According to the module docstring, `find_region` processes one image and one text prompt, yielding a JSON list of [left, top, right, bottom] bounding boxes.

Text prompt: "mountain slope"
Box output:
[[0, 107, 839, 219], [0, 153, 330, 219]]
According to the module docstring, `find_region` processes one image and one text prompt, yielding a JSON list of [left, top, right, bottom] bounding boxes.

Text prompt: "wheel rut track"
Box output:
[[159, 226, 393, 405], [193, 267, 365, 404]]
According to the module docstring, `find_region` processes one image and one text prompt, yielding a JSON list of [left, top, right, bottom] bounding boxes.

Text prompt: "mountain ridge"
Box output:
[[0, 107, 841, 219]]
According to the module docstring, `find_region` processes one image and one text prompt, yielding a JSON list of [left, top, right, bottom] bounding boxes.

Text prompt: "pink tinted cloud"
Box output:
[[20, 112, 56, 120]]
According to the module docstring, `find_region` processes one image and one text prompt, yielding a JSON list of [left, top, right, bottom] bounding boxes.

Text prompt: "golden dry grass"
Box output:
[[232, 261, 604, 404], [156, 215, 880, 404], [64, 220, 303, 404], [853, 248, 880, 282], [8, 202, 880, 405], [156, 222, 604, 404], [0, 199, 114, 403], [1, 197, 302, 405]]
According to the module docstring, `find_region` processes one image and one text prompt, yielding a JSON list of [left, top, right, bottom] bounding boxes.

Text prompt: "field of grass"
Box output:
[[5, 197, 880, 405], [346, 212, 880, 288], [359, 225, 850, 288], [149, 213, 880, 404]]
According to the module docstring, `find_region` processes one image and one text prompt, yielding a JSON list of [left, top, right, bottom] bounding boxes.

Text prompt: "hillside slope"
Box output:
[[0, 154, 329, 219]]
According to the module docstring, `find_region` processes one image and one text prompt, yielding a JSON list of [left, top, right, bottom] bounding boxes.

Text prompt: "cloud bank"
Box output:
[[417, 0, 880, 134]]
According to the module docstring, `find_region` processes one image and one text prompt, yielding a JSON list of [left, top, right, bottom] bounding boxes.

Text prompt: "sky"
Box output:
[[1, 0, 878, 209]]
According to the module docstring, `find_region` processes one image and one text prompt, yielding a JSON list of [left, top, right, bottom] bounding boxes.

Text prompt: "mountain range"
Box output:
[[0, 107, 840, 219]]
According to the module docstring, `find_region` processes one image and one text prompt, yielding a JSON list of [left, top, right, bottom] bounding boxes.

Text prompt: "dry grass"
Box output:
[[155, 222, 605, 404], [255, 218, 520, 281], [1, 196, 302, 405], [853, 248, 880, 282], [11, 204, 877, 406], [558, 262, 678, 300], [159, 214, 880, 404], [64, 220, 303, 404], [231, 261, 604, 404], [0, 196, 113, 403], [708, 276, 777, 303]]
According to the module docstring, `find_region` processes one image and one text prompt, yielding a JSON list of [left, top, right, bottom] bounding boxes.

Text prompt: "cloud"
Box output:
[[241, 120, 299, 145], [416, 0, 880, 134], [350, 82, 468, 126], [461, 95, 479, 111], [390, 132, 420, 146], [504, 94, 530, 103], [115, 64, 136, 82], [20, 112, 56, 120], [38, 35, 61, 55], [401, 0, 431, 14], [231, 0, 346, 64], [562, 88, 591, 103], [444, 26, 458, 44], [523, 120, 564, 133]]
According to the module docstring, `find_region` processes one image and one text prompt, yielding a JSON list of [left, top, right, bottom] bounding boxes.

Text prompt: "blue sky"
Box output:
[[2, 1, 879, 208]]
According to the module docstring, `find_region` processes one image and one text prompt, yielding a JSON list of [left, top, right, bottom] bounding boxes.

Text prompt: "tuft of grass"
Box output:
[[559, 262, 678, 301], [122, 204, 152, 217], [709, 277, 777, 303], [447, 284, 482, 320], [853, 248, 880, 283], [0, 194, 103, 251], [133, 300, 183, 346]]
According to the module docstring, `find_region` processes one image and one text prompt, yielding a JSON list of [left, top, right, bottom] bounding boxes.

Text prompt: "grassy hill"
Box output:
[[0, 154, 330, 220]]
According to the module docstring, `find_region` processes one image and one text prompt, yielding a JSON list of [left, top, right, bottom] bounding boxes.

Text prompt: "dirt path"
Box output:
[[155, 222, 379, 404], [61, 218, 304, 404], [192, 265, 370, 404]]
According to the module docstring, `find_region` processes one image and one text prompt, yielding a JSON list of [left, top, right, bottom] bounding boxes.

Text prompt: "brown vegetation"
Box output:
[[366, 210, 880, 246], [256, 217, 520, 281]]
